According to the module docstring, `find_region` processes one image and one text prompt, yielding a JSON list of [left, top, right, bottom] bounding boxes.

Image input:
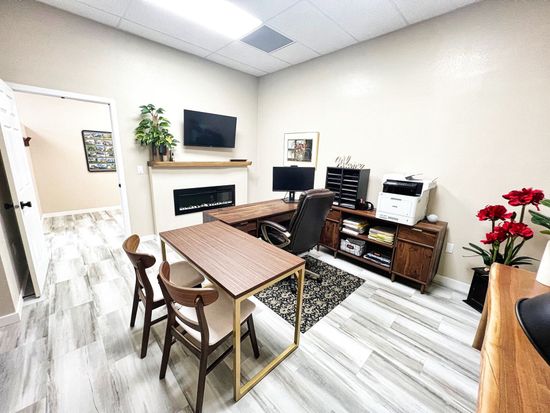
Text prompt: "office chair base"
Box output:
[[305, 269, 321, 280]]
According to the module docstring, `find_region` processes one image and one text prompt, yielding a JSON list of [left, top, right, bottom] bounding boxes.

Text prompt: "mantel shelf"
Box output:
[[147, 161, 252, 169]]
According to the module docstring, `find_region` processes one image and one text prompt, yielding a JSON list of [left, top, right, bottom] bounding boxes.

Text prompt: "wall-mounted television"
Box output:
[[183, 109, 237, 148]]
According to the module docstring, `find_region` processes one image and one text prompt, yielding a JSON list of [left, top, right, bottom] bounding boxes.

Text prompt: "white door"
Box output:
[[0, 79, 48, 297]]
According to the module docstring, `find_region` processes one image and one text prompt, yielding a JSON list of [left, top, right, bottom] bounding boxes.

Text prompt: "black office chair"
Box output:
[[259, 189, 335, 291]]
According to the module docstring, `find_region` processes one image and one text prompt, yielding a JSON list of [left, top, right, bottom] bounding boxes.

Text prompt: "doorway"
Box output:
[[8, 82, 131, 235]]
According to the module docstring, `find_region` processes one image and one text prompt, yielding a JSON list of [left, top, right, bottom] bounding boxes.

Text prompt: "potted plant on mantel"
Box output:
[[462, 187, 544, 312], [135, 104, 178, 162]]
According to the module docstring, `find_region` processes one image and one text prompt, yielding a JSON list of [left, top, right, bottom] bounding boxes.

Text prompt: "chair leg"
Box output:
[[247, 316, 260, 359], [130, 282, 139, 328], [140, 301, 152, 358], [159, 322, 173, 379], [195, 351, 208, 413]]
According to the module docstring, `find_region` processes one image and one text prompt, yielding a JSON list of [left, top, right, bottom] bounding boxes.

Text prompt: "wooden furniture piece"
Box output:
[[325, 167, 370, 209], [203, 199, 298, 237], [157, 261, 260, 413], [159, 221, 305, 402], [472, 264, 550, 412], [319, 206, 447, 293], [122, 234, 204, 358], [147, 160, 252, 168]]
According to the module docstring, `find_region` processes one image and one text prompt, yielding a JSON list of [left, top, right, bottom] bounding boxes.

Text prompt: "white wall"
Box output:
[[15, 92, 120, 214], [254, 0, 550, 283], [0, 0, 258, 235]]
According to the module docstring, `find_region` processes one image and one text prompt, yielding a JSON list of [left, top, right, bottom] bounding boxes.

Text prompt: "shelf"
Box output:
[[340, 231, 394, 249], [337, 250, 392, 273], [148, 161, 252, 169]]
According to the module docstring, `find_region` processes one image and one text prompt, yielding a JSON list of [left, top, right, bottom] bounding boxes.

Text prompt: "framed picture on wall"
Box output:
[[81, 130, 116, 172], [283, 132, 319, 167]]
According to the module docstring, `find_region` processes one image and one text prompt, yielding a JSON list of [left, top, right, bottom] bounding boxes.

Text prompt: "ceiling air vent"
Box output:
[[241, 25, 293, 53]]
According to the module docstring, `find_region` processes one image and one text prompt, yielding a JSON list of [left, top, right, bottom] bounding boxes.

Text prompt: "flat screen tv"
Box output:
[[183, 109, 236, 148]]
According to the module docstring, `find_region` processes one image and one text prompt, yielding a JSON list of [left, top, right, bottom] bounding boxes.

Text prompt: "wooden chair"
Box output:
[[157, 261, 260, 413], [122, 235, 204, 358]]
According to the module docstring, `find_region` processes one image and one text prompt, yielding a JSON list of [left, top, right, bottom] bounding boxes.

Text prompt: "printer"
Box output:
[[376, 174, 437, 226]]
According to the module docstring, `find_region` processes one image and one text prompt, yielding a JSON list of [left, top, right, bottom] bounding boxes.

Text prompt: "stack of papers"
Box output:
[[342, 217, 368, 235], [368, 226, 395, 245], [364, 251, 392, 268]]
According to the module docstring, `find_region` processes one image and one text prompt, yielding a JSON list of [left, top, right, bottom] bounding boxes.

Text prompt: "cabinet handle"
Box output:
[[20, 201, 32, 209], [412, 228, 423, 232], [238, 221, 249, 226]]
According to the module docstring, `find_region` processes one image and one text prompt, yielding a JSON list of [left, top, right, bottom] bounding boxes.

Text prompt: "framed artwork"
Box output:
[[283, 132, 319, 167], [81, 130, 116, 172]]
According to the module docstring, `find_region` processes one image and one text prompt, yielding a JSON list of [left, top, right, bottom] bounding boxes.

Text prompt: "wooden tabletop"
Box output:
[[204, 199, 298, 225], [159, 221, 304, 299], [477, 264, 550, 413]]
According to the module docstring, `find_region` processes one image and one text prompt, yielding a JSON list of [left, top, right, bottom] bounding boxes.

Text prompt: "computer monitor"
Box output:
[[273, 166, 315, 202]]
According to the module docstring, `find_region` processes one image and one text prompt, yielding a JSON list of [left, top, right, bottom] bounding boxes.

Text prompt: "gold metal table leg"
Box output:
[[232, 264, 306, 402], [161, 239, 167, 261]]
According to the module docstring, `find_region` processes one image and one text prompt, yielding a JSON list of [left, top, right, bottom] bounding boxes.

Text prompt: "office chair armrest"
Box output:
[[259, 220, 291, 248]]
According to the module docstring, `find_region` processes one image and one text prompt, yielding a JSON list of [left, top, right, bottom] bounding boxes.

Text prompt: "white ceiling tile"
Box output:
[[77, 0, 133, 16], [267, 0, 356, 54], [216, 41, 290, 73], [207, 53, 267, 76], [271, 42, 319, 65], [38, 0, 121, 27], [311, 0, 407, 41], [123, 0, 233, 51], [393, 0, 479, 24], [118, 20, 211, 57], [230, 0, 300, 21]]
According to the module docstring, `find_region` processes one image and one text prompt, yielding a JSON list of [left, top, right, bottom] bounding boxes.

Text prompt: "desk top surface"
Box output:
[[159, 221, 304, 299], [204, 199, 298, 225], [478, 264, 550, 413]]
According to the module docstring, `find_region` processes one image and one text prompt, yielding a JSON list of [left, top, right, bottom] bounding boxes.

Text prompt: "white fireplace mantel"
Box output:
[[148, 162, 250, 233]]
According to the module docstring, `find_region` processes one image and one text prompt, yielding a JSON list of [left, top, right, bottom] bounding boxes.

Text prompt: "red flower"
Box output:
[[502, 221, 534, 239], [481, 226, 508, 244], [476, 205, 513, 221], [503, 188, 545, 210]]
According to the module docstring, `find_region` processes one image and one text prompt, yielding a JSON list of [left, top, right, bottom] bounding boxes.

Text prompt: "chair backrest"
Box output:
[[158, 261, 219, 345], [287, 189, 335, 255], [122, 234, 157, 298]]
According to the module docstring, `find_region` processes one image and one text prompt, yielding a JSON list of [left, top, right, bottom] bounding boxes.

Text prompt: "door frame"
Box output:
[[7, 82, 132, 234]]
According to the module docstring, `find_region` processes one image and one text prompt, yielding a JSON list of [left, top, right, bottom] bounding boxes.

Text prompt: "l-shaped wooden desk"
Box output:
[[204, 199, 447, 293]]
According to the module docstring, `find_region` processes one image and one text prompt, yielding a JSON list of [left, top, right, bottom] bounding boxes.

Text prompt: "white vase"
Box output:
[[536, 240, 550, 287]]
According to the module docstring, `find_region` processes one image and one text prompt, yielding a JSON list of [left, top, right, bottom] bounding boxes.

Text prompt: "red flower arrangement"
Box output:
[[464, 188, 543, 266]]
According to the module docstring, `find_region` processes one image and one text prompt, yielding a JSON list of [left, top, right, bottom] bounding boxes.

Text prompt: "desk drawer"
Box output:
[[269, 212, 294, 224], [234, 221, 257, 234], [398, 226, 436, 247], [327, 209, 341, 222]]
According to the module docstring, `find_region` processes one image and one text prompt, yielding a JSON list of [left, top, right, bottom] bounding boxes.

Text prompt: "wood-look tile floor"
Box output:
[[0, 210, 481, 413]]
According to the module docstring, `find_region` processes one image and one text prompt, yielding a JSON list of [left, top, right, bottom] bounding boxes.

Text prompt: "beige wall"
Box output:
[[255, 0, 550, 283], [16, 93, 119, 213], [0, 0, 258, 234]]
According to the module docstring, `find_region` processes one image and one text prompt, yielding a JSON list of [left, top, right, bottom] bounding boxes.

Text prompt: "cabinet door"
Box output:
[[393, 240, 433, 282], [320, 220, 340, 249]]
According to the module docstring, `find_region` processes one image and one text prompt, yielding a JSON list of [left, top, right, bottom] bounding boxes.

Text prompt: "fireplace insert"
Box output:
[[173, 185, 235, 216]]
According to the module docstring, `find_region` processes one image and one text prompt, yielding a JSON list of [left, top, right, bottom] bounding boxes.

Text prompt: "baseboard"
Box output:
[[0, 292, 23, 327], [42, 205, 121, 218], [433, 274, 470, 294]]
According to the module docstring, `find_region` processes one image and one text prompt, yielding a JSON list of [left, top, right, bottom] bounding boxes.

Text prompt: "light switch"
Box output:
[[445, 242, 454, 253], [137, 165, 144, 175]]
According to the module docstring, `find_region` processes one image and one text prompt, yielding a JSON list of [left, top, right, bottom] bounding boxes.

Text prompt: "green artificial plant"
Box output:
[[529, 199, 550, 235], [134, 104, 177, 158]]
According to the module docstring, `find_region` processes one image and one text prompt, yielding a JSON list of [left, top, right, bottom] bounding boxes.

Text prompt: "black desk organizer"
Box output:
[[325, 167, 370, 209]]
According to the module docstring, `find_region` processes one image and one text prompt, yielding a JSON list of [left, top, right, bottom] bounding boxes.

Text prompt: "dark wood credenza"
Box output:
[[204, 200, 447, 293], [319, 206, 447, 293]]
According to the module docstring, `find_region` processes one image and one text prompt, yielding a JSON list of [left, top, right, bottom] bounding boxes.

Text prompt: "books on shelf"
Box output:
[[342, 217, 368, 235], [364, 251, 391, 268], [367, 226, 395, 245]]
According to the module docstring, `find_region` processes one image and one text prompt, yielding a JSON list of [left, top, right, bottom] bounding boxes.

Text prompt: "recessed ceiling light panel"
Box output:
[[145, 0, 261, 39]]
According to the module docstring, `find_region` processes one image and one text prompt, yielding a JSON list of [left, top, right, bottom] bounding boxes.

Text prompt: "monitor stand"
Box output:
[[283, 191, 298, 203]]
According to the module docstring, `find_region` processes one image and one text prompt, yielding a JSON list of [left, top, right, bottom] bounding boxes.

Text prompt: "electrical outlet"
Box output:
[[445, 242, 455, 253], [136, 165, 144, 175]]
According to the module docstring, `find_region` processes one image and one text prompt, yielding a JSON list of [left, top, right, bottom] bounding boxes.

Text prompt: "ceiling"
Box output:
[[37, 0, 479, 77]]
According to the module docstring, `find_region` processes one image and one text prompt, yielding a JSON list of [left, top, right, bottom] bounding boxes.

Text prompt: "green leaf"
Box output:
[[542, 230, 550, 235], [541, 199, 550, 208]]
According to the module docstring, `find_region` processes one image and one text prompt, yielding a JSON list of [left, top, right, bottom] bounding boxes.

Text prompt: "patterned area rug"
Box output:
[[255, 256, 364, 333]]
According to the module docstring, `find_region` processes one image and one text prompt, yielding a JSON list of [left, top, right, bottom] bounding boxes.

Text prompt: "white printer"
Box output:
[[376, 174, 437, 226]]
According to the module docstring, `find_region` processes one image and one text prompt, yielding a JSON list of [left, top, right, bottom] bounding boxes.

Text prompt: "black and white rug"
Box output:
[[255, 256, 364, 333]]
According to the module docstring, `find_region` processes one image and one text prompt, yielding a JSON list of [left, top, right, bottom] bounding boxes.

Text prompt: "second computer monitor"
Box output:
[[273, 166, 315, 202]]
